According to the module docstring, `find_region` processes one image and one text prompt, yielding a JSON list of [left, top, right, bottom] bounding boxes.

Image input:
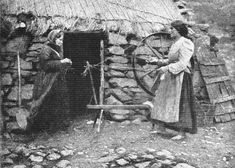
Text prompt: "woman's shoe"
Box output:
[[150, 124, 167, 135], [171, 132, 186, 140]]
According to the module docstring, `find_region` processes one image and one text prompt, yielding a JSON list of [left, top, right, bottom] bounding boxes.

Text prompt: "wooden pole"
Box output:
[[87, 104, 151, 110], [87, 61, 98, 104], [0, 51, 3, 145], [97, 40, 105, 132], [17, 51, 22, 107]]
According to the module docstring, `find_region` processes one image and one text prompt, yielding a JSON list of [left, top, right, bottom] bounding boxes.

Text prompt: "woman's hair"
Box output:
[[171, 20, 195, 68], [171, 20, 188, 38], [47, 29, 62, 43]]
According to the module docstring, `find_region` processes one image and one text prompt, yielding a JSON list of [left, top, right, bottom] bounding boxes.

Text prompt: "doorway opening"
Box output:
[[63, 31, 104, 116]]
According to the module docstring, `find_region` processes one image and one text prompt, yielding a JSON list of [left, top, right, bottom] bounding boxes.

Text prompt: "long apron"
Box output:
[[151, 71, 197, 133]]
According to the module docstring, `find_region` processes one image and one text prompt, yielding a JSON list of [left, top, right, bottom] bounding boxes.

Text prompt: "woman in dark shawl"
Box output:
[[27, 29, 72, 131], [149, 20, 197, 140]]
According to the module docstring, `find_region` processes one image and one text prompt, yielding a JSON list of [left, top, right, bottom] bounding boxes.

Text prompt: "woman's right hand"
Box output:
[[146, 57, 158, 63], [61, 58, 72, 65], [156, 59, 168, 66]]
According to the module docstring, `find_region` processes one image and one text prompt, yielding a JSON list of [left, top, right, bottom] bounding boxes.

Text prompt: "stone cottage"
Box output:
[[1, 0, 234, 132]]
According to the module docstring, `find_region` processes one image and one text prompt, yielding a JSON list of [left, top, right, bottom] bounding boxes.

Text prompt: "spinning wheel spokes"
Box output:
[[132, 32, 171, 97]]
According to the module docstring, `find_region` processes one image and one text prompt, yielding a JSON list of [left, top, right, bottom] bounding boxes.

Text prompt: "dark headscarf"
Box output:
[[47, 29, 62, 52], [47, 29, 62, 43], [171, 20, 188, 38]]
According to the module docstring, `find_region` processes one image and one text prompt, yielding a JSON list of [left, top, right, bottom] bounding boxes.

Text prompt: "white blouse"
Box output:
[[168, 37, 194, 74]]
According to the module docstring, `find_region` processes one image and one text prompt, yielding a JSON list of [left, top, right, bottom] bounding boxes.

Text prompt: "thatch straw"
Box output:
[[1, 0, 183, 36]]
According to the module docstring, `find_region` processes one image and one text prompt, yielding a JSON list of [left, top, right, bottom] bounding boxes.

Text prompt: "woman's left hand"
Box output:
[[158, 65, 169, 74]]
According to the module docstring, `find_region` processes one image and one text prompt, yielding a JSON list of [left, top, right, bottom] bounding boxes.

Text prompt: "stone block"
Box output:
[[105, 95, 123, 105], [56, 160, 71, 168], [142, 75, 154, 89], [108, 33, 127, 45], [20, 70, 37, 77], [13, 58, 32, 70], [106, 70, 125, 78], [1, 61, 10, 69], [173, 163, 195, 168], [7, 84, 34, 101], [3, 101, 17, 107], [109, 78, 137, 88], [26, 51, 40, 57], [25, 56, 39, 62], [6, 107, 30, 117], [110, 109, 131, 115], [108, 46, 125, 55], [111, 88, 132, 102], [109, 63, 131, 71], [111, 114, 129, 121], [1, 73, 13, 85], [128, 87, 143, 93], [126, 71, 134, 78], [133, 92, 152, 104], [5, 36, 31, 54], [32, 37, 48, 43], [6, 122, 20, 131], [104, 81, 110, 89], [134, 46, 153, 55], [106, 56, 129, 64], [28, 43, 44, 51]]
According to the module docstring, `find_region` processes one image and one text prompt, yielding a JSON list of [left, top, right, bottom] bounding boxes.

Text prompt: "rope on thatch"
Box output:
[[160, 0, 177, 20], [136, 16, 155, 33], [114, 0, 131, 20], [106, 0, 173, 22], [78, 0, 87, 17], [136, 15, 168, 26]]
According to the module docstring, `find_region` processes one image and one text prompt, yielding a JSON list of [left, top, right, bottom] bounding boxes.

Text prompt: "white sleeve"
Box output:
[[168, 39, 194, 75]]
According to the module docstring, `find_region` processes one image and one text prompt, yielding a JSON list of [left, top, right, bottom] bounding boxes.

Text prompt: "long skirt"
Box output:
[[151, 72, 197, 134]]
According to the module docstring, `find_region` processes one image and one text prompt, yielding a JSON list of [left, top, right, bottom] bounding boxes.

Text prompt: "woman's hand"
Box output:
[[156, 59, 169, 66], [158, 65, 169, 74], [146, 57, 158, 63], [61, 58, 72, 65]]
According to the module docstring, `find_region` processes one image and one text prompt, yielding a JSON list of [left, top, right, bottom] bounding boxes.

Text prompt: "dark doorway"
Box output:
[[63, 31, 103, 116]]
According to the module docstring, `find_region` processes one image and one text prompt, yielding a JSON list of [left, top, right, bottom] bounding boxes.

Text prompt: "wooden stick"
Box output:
[[17, 51, 22, 107], [0, 51, 3, 136], [145, 41, 163, 59], [87, 104, 151, 110], [140, 68, 158, 80], [87, 61, 98, 104], [97, 40, 105, 132]]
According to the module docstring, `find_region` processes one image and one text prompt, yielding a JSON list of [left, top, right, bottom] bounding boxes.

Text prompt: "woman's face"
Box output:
[[170, 27, 180, 39], [55, 34, 64, 46]]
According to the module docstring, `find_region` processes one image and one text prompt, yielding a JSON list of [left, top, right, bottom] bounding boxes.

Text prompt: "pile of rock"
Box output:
[[97, 148, 196, 168], [1, 144, 74, 168], [1, 144, 197, 168]]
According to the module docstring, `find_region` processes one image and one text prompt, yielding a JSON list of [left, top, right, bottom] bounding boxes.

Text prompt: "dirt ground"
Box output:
[[3, 113, 235, 168]]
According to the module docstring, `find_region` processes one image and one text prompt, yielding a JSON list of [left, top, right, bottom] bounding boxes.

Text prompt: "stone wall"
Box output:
[[1, 33, 46, 131], [104, 33, 154, 121]]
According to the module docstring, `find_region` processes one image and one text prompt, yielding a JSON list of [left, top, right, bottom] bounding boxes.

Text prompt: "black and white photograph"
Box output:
[[0, 0, 235, 168]]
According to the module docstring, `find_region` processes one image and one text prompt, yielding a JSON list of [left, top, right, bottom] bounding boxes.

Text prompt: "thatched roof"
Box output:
[[1, 0, 183, 36]]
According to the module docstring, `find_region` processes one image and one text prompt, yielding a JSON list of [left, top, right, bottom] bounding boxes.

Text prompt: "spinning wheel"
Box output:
[[131, 32, 172, 97]]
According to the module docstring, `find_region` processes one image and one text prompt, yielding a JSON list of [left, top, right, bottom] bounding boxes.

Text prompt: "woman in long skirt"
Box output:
[[149, 20, 197, 140]]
